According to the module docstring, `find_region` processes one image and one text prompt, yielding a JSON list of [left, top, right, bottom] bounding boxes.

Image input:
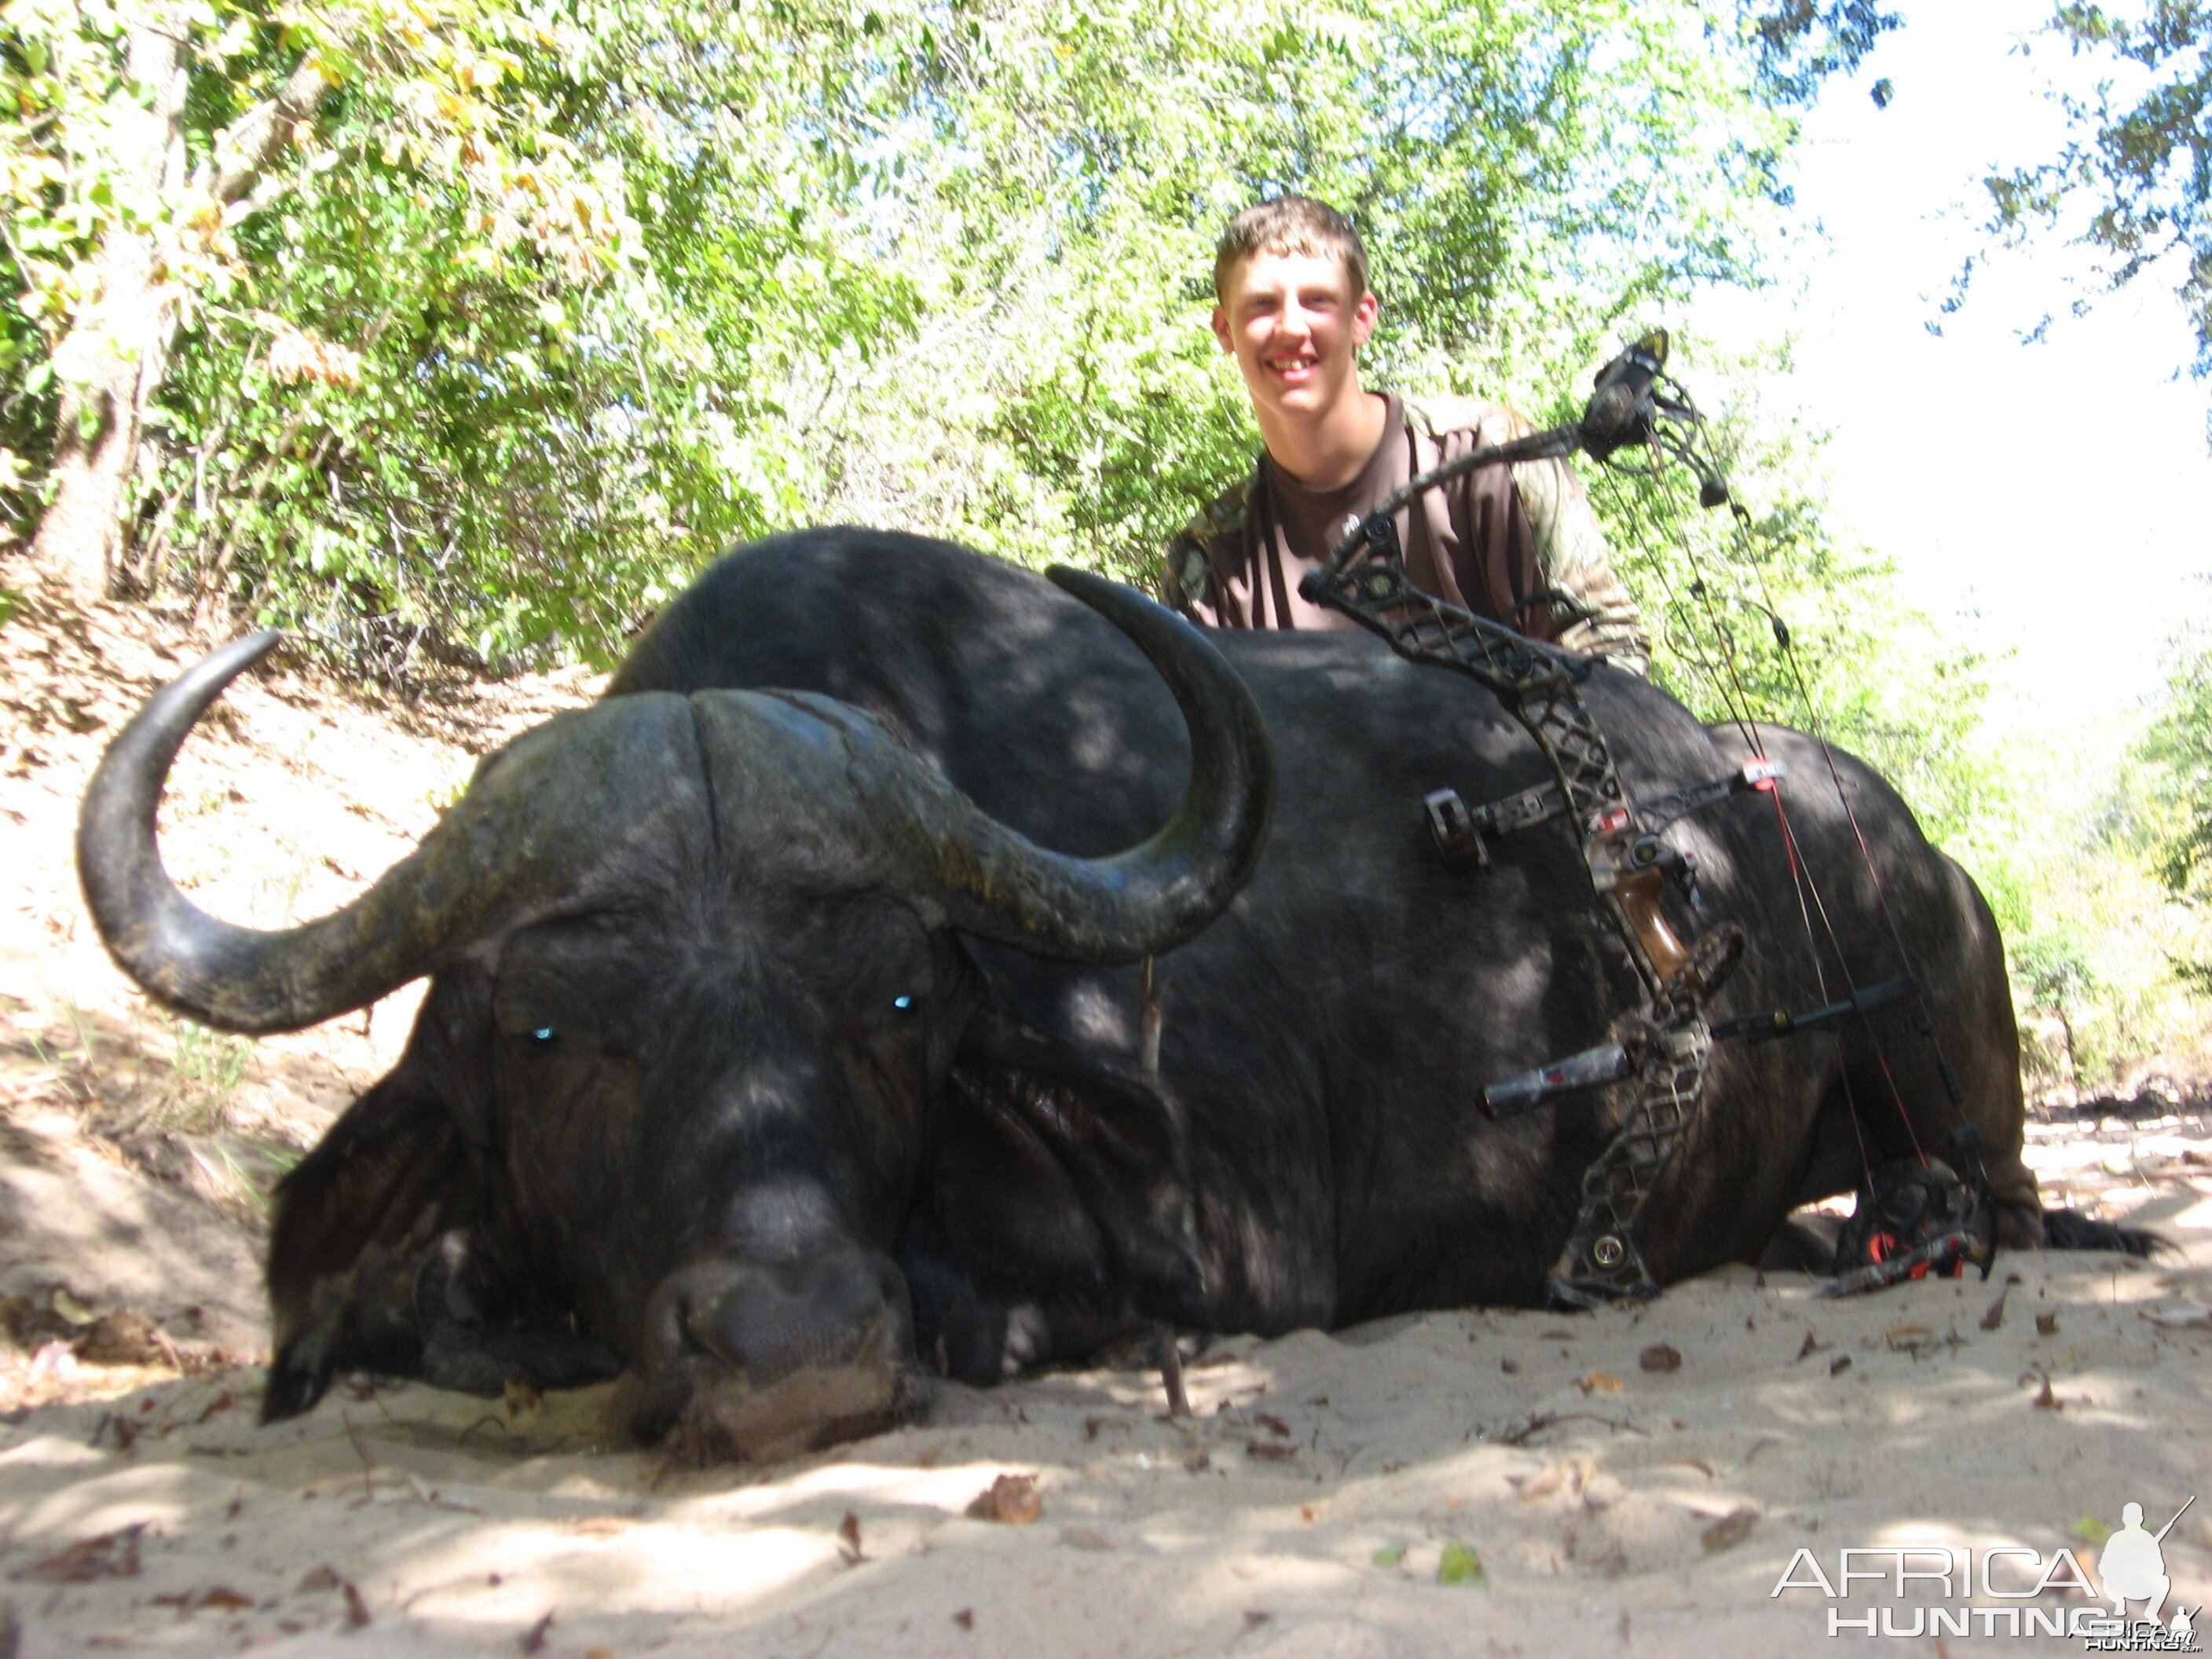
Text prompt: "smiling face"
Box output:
[[1211, 247, 1379, 430]]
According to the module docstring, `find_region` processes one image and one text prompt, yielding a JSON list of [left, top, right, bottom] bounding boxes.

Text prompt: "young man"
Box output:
[[1160, 196, 1650, 671]]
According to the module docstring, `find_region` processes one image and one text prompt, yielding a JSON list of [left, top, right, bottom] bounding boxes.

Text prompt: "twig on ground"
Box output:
[[1480, 1409, 1650, 1447], [340, 1409, 376, 1501]]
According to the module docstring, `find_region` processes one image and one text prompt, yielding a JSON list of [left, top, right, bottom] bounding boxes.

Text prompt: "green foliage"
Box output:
[[2141, 620, 2212, 897], [1568, 346, 1997, 846], [5, 0, 1899, 679], [1436, 1540, 1487, 1586], [1978, 2, 2212, 380]]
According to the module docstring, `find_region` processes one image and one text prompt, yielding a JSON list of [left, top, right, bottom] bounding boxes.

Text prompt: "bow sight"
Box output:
[[1298, 332, 1971, 1306]]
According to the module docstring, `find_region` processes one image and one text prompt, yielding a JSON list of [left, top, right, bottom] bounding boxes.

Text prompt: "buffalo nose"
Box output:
[[682, 1247, 899, 1385]]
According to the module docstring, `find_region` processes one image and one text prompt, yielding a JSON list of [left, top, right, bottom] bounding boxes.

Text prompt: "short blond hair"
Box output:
[[1212, 196, 1370, 303]]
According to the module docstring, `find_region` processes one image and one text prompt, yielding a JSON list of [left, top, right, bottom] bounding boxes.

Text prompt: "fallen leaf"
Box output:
[[1577, 1369, 1625, 1394], [951, 1607, 975, 1630], [521, 1610, 555, 1653], [1299, 1504, 1318, 1522], [1252, 1412, 1291, 1437], [1243, 1609, 1271, 1626], [1521, 1459, 1588, 1500], [195, 1390, 234, 1423], [1980, 1291, 2008, 1331], [837, 1510, 866, 1566], [1829, 1355, 1851, 1376], [199, 1587, 254, 1610], [1437, 1540, 1487, 1586], [2034, 1374, 2062, 1411], [1500, 1357, 1518, 1373], [1372, 1542, 1406, 1568], [1641, 1343, 1683, 1373], [51, 1288, 97, 1327], [1701, 1507, 1759, 1554], [2036, 1312, 2059, 1337], [1794, 1331, 1822, 1361], [965, 1473, 1042, 1524], [342, 1581, 370, 1629], [1245, 1439, 1295, 1463], [1884, 1324, 1932, 1351], [17, 1525, 144, 1582], [296, 1565, 341, 1593]]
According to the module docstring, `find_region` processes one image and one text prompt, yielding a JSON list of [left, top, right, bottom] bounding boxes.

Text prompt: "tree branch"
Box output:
[[208, 56, 331, 206]]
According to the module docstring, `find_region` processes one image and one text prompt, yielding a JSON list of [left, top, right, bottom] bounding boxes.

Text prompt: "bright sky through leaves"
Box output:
[[1720, 0, 2212, 719]]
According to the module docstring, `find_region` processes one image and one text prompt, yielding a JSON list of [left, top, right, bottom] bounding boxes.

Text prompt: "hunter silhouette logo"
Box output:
[[2100, 1499, 2189, 1623], [1771, 1495, 2202, 1648]]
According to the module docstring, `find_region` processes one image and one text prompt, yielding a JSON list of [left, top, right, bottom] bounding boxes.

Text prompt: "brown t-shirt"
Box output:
[[1163, 395, 1559, 641]]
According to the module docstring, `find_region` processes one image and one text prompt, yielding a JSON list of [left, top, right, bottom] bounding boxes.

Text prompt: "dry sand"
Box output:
[[4, 564, 2210, 1657]]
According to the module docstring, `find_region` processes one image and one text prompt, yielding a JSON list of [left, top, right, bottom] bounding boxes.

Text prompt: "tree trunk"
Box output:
[[27, 21, 187, 601], [25, 24, 326, 603]]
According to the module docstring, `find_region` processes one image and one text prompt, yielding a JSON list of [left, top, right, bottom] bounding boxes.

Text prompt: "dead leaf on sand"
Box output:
[[562, 1516, 635, 1537], [966, 1473, 1042, 1525], [152, 1586, 255, 1613], [1578, 1370, 1625, 1395], [837, 1511, 866, 1565], [2036, 1312, 2059, 1337], [521, 1610, 555, 1653], [342, 1580, 371, 1629], [1701, 1507, 1759, 1554], [1980, 1291, 2008, 1331], [1246, 1439, 1295, 1463], [1829, 1355, 1852, 1376], [1640, 1343, 1682, 1373], [16, 1524, 144, 1581]]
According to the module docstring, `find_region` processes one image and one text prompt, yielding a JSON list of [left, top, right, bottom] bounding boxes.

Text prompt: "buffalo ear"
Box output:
[[926, 1013, 1203, 1322], [262, 994, 488, 1421]]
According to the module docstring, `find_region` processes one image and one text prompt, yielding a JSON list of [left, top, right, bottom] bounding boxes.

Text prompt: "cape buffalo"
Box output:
[[79, 533, 2051, 1459]]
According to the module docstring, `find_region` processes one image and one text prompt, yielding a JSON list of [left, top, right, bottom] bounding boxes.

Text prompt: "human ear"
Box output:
[[1210, 304, 1233, 354], [1351, 289, 1379, 349]]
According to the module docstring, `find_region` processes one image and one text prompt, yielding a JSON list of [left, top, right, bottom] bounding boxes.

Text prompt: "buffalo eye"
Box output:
[[891, 994, 916, 1014], [526, 1026, 557, 1046]]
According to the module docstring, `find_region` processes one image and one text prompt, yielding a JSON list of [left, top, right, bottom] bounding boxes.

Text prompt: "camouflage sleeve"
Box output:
[[1159, 526, 1223, 626], [1156, 473, 1255, 628], [1439, 401, 1650, 675], [1507, 446, 1652, 676]]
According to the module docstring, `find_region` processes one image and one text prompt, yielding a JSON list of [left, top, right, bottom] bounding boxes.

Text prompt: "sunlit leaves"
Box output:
[[7, 0, 1906, 683], [1981, 3, 2212, 379]]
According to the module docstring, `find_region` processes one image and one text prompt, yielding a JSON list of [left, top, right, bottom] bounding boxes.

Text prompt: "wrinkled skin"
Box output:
[[85, 533, 2047, 1458]]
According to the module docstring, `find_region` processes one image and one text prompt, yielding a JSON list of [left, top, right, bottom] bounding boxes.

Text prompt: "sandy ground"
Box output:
[[4, 560, 2211, 1657]]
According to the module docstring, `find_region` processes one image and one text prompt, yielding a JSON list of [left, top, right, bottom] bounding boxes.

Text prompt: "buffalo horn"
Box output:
[[76, 632, 707, 1034], [872, 567, 1274, 962]]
